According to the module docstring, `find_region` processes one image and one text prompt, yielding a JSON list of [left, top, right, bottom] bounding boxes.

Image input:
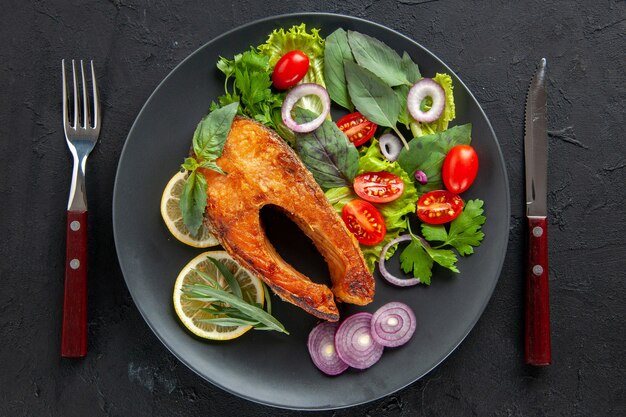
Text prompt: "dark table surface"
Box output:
[[1, 0, 625, 416]]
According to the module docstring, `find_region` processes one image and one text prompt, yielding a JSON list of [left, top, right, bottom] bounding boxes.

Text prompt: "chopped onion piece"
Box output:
[[281, 83, 330, 133], [308, 322, 349, 376], [371, 302, 416, 347], [334, 312, 383, 370], [407, 78, 446, 123], [414, 170, 428, 185], [379, 133, 403, 162], [378, 235, 422, 287]]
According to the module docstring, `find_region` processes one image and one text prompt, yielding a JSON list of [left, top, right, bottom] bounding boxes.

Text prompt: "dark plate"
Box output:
[[113, 13, 510, 410]]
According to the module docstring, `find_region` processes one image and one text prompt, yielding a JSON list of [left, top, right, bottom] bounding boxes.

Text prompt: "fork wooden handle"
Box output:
[[61, 210, 88, 358]]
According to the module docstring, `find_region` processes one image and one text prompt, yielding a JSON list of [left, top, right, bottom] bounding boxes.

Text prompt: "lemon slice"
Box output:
[[160, 171, 219, 248], [173, 250, 264, 340]]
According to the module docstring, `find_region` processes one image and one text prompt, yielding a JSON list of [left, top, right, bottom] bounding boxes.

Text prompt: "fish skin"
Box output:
[[200, 117, 374, 321]]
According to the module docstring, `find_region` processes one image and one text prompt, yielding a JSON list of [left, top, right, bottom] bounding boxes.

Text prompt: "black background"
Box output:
[[1, 1, 625, 416]]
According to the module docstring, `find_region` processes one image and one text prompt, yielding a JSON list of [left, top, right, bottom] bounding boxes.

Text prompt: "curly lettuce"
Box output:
[[325, 140, 418, 271], [410, 73, 456, 137]]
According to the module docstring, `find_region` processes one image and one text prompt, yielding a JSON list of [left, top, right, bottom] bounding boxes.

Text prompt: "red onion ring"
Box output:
[[371, 302, 416, 347], [334, 312, 383, 370], [407, 78, 446, 123], [378, 235, 422, 287], [379, 133, 403, 162], [307, 321, 349, 376], [281, 83, 330, 133]]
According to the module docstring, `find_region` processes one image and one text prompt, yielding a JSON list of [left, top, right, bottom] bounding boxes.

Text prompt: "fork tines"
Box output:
[[62, 59, 100, 132]]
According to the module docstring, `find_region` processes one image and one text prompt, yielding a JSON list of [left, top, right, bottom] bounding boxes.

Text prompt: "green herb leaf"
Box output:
[[179, 171, 207, 235], [347, 31, 410, 87], [422, 199, 486, 256], [206, 256, 243, 299], [344, 60, 401, 128], [294, 108, 359, 189], [192, 102, 239, 161], [199, 160, 225, 175], [181, 157, 199, 172], [401, 51, 421, 83], [394, 84, 411, 128], [399, 239, 433, 285], [324, 28, 354, 111], [397, 123, 472, 192]]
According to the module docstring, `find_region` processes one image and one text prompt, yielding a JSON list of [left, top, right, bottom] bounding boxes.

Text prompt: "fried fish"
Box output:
[[199, 117, 374, 321]]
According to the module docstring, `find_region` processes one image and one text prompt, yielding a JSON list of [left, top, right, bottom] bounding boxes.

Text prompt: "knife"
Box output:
[[524, 58, 551, 366]]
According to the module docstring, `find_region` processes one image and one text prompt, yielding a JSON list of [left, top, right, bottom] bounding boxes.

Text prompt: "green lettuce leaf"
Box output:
[[324, 140, 417, 271], [410, 73, 456, 136]]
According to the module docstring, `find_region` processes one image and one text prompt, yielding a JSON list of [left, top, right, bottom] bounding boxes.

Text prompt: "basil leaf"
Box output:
[[199, 160, 225, 175], [179, 171, 207, 234], [192, 102, 239, 161], [394, 84, 411, 128], [344, 60, 401, 128], [347, 30, 410, 87], [294, 108, 359, 189], [324, 28, 354, 111], [397, 124, 472, 192], [401, 51, 421, 83]]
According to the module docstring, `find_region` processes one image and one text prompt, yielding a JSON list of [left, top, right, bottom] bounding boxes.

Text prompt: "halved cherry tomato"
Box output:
[[336, 112, 378, 146], [342, 199, 386, 246], [272, 50, 310, 90], [442, 145, 479, 194], [354, 172, 405, 204], [417, 190, 464, 225]]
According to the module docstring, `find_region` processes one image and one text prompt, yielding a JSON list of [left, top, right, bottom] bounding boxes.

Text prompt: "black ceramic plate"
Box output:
[[113, 13, 509, 410]]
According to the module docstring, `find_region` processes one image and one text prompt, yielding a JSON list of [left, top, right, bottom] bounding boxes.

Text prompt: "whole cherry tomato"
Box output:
[[336, 112, 378, 146], [342, 199, 386, 245], [353, 172, 405, 204], [272, 50, 310, 90], [442, 145, 479, 194], [417, 190, 464, 225]]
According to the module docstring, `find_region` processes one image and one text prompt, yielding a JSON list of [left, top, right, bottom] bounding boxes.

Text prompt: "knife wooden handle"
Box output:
[[61, 210, 88, 358], [524, 216, 551, 366]]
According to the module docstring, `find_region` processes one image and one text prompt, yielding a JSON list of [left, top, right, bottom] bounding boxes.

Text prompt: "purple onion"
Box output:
[[307, 321, 349, 376], [407, 78, 446, 123], [281, 83, 330, 133], [414, 170, 428, 185], [371, 302, 417, 347], [334, 312, 383, 370], [378, 235, 422, 287]]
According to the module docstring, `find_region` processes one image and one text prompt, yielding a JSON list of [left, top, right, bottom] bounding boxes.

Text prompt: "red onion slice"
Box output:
[[281, 83, 330, 133], [371, 302, 417, 347], [307, 322, 349, 376], [378, 235, 422, 287], [379, 133, 403, 162], [334, 312, 383, 370], [407, 78, 446, 123]]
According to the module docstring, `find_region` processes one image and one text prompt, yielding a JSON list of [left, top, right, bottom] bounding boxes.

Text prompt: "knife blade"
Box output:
[[524, 58, 551, 366]]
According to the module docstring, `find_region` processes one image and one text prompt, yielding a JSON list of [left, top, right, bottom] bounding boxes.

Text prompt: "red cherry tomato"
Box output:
[[342, 200, 386, 246], [353, 172, 405, 204], [442, 145, 479, 194], [271, 50, 310, 90], [336, 112, 378, 146], [417, 190, 464, 225]]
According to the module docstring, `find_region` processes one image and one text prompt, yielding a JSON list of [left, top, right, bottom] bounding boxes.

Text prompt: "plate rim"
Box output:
[[113, 12, 510, 410]]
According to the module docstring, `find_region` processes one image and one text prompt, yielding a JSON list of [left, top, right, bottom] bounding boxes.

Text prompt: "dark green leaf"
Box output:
[[344, 60, 401, 128], [199, 160, 225, 175], [397, 124, 472, 192], [324, 28, 354, 111], [192, 102, 239, 161], [394, 84, 411, 128], [193, 269, 221, 289], [399, 240, 433, 285], [179, 171, 207, 234], [424, 245, 459, 273], [206, 257, 242, 299], [199, 317, 259, 327], [294, 108, 359, 189], [401, 51, 421, 83], [347, 31, 410, 87], [262, 283, 272, 315]]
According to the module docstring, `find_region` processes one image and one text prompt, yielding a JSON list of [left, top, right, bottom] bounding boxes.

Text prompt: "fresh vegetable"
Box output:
[[378, 133, 402, 162], [294, 108, 359, 189], [353, 172, 404, 204], [407, 78, 446, 123], [417, 190, 464, 225], [308, 322, 349, 375], [378, 235, 421, 287], [442, 144, 479, 194], [397, 123, 472, 192], [180, 102, 239, 233], [410, 73, 456, 136], [371, 302, 416, 347], [324, 28, 354, 111], [281, 83, 330, 133], [414, 170, 428, 185], [336, 112, 377, 146], [258, 24, 326, 115], [342, 199, 386, 246], [272, 50, 310, 90], [334, 312, 384, 370]]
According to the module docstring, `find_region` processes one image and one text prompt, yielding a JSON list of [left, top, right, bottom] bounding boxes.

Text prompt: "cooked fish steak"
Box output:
[[199, 117, 374, 321]]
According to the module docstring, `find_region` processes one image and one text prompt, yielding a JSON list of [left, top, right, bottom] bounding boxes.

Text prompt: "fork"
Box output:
[[61, 59, 101, 358]]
